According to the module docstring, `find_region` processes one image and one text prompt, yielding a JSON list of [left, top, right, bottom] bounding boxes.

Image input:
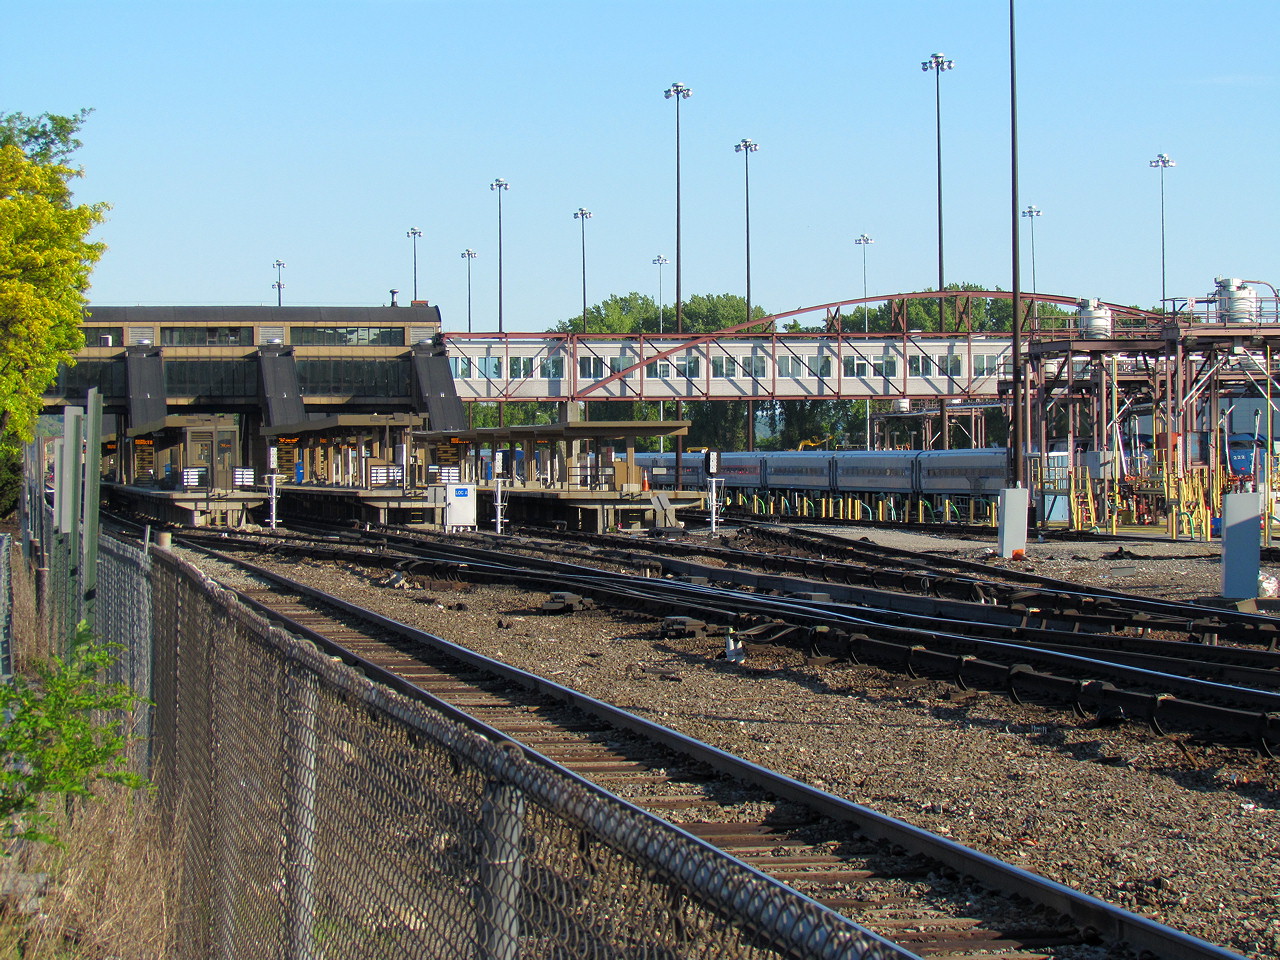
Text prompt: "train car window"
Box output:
[[843, 357, 869, 377], [675, 356, 700, 378], [806, 356, 832, 378], [712, 356, 738, 378]]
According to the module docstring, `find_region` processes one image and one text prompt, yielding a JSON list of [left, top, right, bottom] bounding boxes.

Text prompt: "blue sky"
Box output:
[[7, 0, 1277, 332]]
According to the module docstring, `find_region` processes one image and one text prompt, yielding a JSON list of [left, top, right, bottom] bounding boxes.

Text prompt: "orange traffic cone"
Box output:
[[641, 469, 650, 492]]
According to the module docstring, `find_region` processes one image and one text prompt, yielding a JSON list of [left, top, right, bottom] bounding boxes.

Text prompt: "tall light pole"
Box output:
[[664, 82, 691, 334], [922, 52, 954, 332], [461, 249, 477, 333], [1021, 205, 1040, 325], [490, 178, 509, 332], [855, 234, 875, 449], [854, 235, 875, 332], [272, 259, 286, 307], [652, 255, 668, 334], [1149, 153, 1175, 311], [735, 139, 759, 325], [574, 208, 592, 333], [406, 227, 422, 302], [652, 254, 669, 449]]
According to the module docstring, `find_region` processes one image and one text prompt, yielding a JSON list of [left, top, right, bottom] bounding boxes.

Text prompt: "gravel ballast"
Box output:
[[174, 528, 1280, 959]]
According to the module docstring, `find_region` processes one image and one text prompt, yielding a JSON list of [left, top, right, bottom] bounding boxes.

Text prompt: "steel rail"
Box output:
[[182, 556, 911, 960], [752, 524, 1280, 646], [327, 533, 1280, 747], [176, 537, 1247, 960], [364, 535, 1280, 708]]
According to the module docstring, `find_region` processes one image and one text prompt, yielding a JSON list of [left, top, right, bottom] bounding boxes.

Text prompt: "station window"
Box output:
[[165, 360, 258, 399], [712, 356, 738, 379], [509, 357, 533, 379], [608, 356, 633, 378], [937, 355, 962, 377], [579, 357, 605, 380], [778, 356, 801, 378], [873, 358, 897, 378], [161, 326, 253, 346], [843, 356, 869, 377], [449, 357, 472, 379], [289, 326, 406, 346], [539, 356, 564, 379], [908, 355, 935, 377], [47, 360, 127, 399], [742, 356, 767, 378], [82, 327, 125, 347], [296, 358, 411, 396], [474, 357, 501, 379], [646, 359, 672, 378]]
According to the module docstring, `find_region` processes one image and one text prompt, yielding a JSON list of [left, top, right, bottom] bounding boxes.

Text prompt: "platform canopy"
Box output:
[[416, 420, 690, 447], [260, 412, 424, 438]]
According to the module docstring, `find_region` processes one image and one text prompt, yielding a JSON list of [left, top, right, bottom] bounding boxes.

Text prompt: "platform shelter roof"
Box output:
[[417, 420, 690, 446], [260, 412, 423, 438]]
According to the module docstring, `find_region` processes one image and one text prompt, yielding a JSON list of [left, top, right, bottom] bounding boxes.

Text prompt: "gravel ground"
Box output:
[[175, 528, 1280, 959]]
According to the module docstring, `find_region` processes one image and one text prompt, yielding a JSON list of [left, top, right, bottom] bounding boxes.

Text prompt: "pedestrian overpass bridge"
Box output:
[[441, 289, 1163, 404]]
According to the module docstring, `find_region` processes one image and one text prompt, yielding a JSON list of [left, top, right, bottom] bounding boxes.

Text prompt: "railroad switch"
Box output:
[[540, 591, 594, 614]]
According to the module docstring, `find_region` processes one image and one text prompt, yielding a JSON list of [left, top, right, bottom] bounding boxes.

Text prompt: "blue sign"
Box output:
[[455, 487, 469, 498]]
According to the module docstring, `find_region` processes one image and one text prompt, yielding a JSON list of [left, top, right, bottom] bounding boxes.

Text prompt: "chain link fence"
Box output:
[[133, 544, 900, 960], [17, 420, 901, 959], [0, 534, 11, 679]]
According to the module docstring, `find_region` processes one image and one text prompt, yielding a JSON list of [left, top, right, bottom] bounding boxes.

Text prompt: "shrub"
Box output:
[[0, 622, 148, 848]]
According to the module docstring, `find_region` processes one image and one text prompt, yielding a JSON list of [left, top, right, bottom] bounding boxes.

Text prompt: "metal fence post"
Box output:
[[0, 534, 11, 679], [284, 659, 318, 960], [82, 389, 103, 631], [477, 776, 525, 960]]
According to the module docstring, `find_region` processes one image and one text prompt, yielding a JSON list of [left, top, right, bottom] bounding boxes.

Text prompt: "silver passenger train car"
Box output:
[[630, 448, 1010, 518]]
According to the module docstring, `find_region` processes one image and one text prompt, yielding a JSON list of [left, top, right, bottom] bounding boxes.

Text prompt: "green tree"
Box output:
[[0, 110, 92, 165], [0, 110, 106, 444]]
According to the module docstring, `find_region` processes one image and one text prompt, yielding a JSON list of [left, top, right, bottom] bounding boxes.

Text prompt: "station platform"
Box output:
[[104, 482, 264, 528], [270, 482, 705, 533]]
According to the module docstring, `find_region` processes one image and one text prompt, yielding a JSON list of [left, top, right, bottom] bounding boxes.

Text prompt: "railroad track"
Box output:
[[158, 521, 1280, 753], [173, 536, 1246, 960]]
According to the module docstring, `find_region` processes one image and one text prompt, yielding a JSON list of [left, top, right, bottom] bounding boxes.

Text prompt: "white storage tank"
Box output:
[[893, 398, 912, 413], [1077, 299, 1112, 339], [1213, 277, 1259, 323]]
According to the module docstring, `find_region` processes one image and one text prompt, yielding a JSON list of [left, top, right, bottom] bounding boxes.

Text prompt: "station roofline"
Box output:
[[84, 304, 442, 326]]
